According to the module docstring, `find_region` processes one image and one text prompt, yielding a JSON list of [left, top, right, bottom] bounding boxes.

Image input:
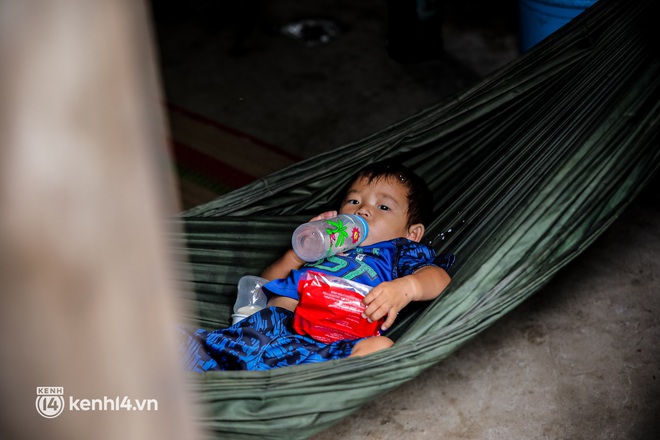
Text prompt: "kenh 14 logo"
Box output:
[[35, 386, 159, 418], [36, 387, 65, 418]]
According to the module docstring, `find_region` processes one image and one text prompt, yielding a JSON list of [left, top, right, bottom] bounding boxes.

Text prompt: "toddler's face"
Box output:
[[339, 176, 417, 246]]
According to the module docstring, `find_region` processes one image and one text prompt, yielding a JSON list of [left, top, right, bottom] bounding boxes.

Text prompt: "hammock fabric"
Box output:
[[174, 0, 660, 438]]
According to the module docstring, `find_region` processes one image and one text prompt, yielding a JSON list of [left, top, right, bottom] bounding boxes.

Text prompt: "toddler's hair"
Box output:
[[344, 160, 433, 228]]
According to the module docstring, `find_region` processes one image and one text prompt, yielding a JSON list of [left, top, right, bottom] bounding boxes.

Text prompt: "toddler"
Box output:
[[180, 160, 454, 371]]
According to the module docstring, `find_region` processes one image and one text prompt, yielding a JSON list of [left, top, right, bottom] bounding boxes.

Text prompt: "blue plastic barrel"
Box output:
[[519, 0, 599, 52]]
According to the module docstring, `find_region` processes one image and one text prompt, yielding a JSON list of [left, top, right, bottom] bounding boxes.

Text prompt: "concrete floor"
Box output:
[[153, 0, 518, 161], [152, 1, 660, 438]]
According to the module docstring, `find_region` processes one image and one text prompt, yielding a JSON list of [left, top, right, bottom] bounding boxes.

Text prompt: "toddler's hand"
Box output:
[[309, 210, 337, 222], [361, 277, 417, 331]]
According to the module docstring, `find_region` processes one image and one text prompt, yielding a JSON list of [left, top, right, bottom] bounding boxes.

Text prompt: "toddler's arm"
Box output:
[[260, 248, 306, 311], [362, 265, 451, 331], [260, 249, 306, 281]]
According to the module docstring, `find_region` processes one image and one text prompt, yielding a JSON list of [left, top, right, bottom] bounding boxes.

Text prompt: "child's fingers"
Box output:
[[361, 303, 379, 321], [363, 286, 397, 317], [361, 296, 381, 320], [362, 300, 391, 324], [362, 302, 397, 330], [309, 210, 337, 222], [362, 286, 379, 307], [380, 309, 398, 331]]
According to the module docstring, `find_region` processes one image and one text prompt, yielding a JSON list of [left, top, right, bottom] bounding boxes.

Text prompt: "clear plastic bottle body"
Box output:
[[292, 214, 368, 262], [232, 275, 268, 324]]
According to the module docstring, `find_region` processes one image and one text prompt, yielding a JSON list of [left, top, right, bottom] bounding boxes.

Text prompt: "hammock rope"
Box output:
[[173, 0, 660, 438]]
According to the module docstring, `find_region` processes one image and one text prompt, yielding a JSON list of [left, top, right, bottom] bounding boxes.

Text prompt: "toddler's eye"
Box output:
[[346, 199, 359, 205], [378, 205, 390, 211]]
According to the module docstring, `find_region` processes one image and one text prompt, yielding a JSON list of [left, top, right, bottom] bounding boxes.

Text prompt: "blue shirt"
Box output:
[[262, 238, 441, 301]]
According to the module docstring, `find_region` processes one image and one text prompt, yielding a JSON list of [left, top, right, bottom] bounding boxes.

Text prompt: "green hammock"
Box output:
[[173, 0, 660, 438]]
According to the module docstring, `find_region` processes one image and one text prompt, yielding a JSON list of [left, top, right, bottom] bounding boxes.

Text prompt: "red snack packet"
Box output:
[[293, 271, 384, 343]]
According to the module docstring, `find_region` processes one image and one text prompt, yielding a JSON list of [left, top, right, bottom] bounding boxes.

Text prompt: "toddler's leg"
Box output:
[[348, 336, 393, 357]]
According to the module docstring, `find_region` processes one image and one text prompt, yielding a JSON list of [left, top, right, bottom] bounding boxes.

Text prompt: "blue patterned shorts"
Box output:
[[179, 307, 362, 371]]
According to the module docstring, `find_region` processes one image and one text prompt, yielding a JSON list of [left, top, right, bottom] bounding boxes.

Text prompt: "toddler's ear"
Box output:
[[406, 224, 425, 242]]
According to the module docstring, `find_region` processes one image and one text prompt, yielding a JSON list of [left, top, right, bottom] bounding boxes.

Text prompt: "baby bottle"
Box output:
[[232, 275, 268, 324], [292, 214, 369, 262]]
